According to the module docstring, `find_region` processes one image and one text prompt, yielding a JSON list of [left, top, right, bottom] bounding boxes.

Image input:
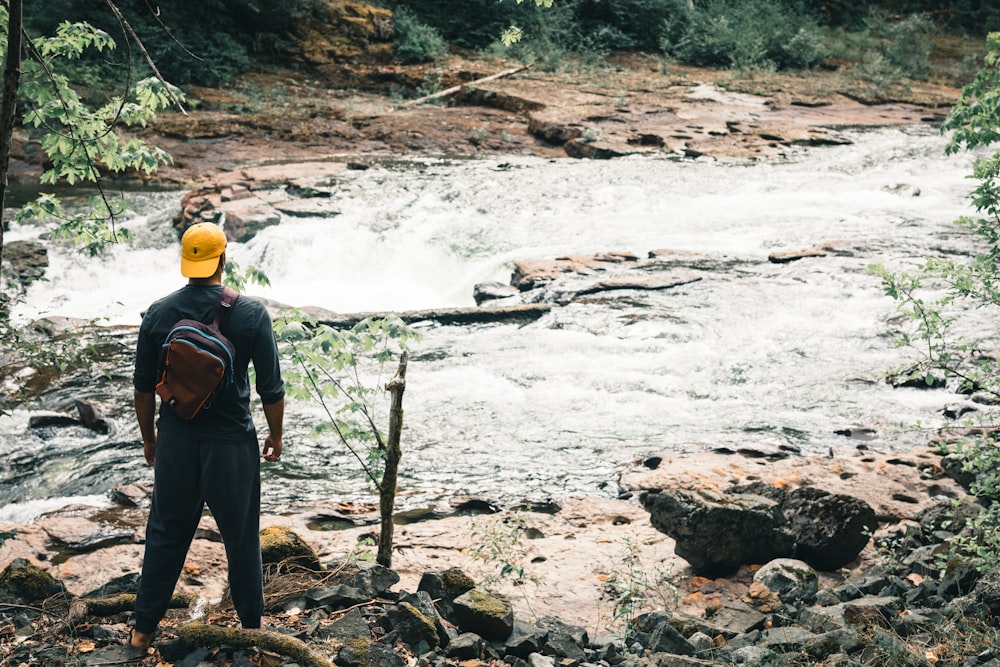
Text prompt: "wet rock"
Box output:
[[573, 273, 702, 297], [110, 483, 152, 508], [3, 240, 47, 289], [41, 516, 135, 553], [218, 198, 282, 241], [473, 281, 521, 305], [27, 411, 80, 429], [510, 252, 639, 291], [74, 399, 110, 434]]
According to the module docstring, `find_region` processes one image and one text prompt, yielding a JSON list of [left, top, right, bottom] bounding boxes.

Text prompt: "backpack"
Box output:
[[155, 287, 239, 420]]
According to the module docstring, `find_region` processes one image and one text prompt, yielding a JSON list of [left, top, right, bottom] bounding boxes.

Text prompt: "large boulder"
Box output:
[[642, 485, 876, 574], [781, 487, 877, 571], [642, 488, 793, 576]]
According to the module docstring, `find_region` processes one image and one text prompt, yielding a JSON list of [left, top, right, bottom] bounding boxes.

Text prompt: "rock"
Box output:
[[510, 252, 639, 291], [573, 273, 702, 297], [504, 619, 549, 658], [317, 606, 371, 641], [473, 281, 521, 305], [388, 599, 442, 654], [446, 632, 486, 659], [41, 516, 135, 553], [260, 525, 321, 569], [109, 483, 152, 508], [0, 558, 67, 604], [418, 568, 476, 623], [2, 240, 47, 289], [642, 488, 793, 575], [74, 399, 110, 434], [782, 488, 876, 570], [453, 588, 514, 640], [338, 638, 407, 667], [219, 198, 282, 241], [27, 412, 80, 429], [753, 559, 818, 606], [701, 601, 766, 636]]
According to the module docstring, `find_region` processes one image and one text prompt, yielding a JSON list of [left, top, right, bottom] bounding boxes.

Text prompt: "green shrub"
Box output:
[[660, 0, 825, 71], [872, 32, 1000, 575], [393, 7, 449, 63]]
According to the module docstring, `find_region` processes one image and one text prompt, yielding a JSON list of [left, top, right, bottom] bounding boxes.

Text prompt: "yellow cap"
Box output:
[[180, 223, 227, 278]]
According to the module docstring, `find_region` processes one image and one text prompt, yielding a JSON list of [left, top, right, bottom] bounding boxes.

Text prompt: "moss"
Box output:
[[465, 589, 511, 617], [440, 567, 475, 599], [399, 601, 438, 637], [260, 526, 321, 569], [344, 635, 371, 661], [0, 559, 64, 602]]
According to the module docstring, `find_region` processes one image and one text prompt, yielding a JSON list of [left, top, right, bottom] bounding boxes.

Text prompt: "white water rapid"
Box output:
[[0, 125, 989, 523]]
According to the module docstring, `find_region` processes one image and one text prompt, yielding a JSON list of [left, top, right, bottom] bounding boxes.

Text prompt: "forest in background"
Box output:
[[19, 0, 1000, 90]]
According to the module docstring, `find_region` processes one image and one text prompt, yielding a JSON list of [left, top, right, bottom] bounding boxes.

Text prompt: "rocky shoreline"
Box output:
[[3, 438, 998, 665]]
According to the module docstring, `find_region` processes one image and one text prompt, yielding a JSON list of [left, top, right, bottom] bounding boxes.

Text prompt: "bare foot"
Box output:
[[129, 629, 153, 650]]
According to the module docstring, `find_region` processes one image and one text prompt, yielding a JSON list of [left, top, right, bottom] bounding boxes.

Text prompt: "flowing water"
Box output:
[[0, 125, 988, 524]]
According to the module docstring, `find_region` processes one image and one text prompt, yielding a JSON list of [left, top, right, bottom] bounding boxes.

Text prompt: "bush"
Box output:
[[393, 7, 449, 63], [660, 0, 826, 71], [872, 32, 1000, 574]]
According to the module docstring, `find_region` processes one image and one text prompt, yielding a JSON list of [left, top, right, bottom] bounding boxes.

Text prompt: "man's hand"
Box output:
[[142, 440, 156, 466], [263, 434, 282, 462]]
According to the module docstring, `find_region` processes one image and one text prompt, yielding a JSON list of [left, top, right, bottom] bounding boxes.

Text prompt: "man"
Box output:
[[130, 222, 285, 650]]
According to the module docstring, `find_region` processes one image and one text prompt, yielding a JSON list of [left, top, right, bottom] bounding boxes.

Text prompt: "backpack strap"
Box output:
[[206, 286, 239, 327]]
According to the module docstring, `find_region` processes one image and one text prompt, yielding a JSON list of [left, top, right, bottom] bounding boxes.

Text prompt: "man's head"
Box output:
[[181, 223, 227, 278]]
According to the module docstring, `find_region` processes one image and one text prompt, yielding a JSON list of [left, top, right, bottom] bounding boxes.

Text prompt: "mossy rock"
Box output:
[[260, 526, 321, 570], [440, 567, 476, 599], [452, 588, 514, 640], [0, 558, 67, 604]]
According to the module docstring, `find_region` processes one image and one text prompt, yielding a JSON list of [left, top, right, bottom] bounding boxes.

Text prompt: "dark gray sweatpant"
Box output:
[[134, 431, 263, 633]]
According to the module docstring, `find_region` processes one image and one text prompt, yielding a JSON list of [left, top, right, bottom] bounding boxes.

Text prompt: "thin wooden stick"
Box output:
[[401, 65, 529, 107], [377, 351, 408, 568]]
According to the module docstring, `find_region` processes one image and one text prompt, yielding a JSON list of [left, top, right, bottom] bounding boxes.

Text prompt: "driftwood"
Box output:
[[66, 592, 194, 626], [401, 64, 530, 107], [308, 303, 551, 330], [176, 620, 335, 667], [377, 352, 408, 568]]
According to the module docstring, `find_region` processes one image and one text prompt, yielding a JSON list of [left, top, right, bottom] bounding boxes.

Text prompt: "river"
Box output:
[[0, 125, 987, 524]]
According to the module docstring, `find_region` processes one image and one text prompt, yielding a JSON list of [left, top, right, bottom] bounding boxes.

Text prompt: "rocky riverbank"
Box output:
[[3, 436, 998, 665]]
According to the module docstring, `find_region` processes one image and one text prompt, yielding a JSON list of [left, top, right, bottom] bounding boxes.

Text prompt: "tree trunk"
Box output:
[[377, 351, 408, 568], [0, 0, 24, 280]]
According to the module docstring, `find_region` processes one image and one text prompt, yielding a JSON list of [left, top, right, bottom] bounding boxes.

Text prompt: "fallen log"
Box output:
[[301, 302, 551, 329], [401, 65, 530, 107], [177, 621, 334, 667], [67, 592, 194, 626]]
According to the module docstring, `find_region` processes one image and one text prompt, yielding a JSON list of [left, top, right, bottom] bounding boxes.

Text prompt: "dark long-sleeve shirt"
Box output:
[[133, 284, 285, 442]]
